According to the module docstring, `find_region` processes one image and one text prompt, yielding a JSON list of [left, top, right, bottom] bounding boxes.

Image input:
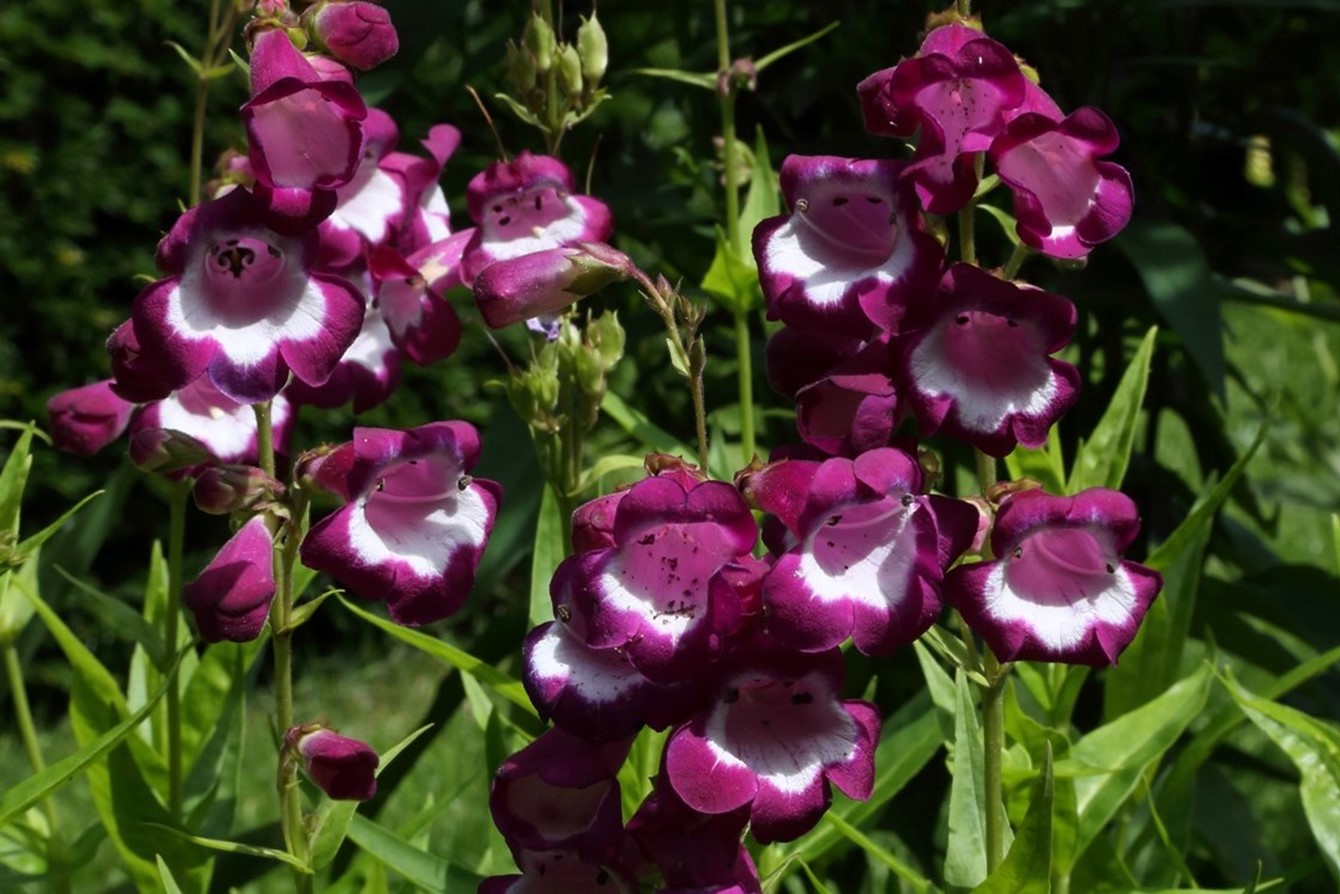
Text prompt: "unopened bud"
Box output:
[[194, 464, 285, 514], [310, 1, 399, 71], [557, 43, 583, 97], [523, 13, 556, 74], [506, 39, 538, 94], [129, 428, 211, 475], [576, 13, 608, 86], [473, 243, 633, 330]]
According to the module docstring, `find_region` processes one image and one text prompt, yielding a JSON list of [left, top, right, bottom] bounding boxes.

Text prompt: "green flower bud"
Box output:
[[585, 310, 626, 375], [577, 13, 608, 86], [524, 13, 556, 75], [558, 43, 583, 98], [506, 39, 538, 95]]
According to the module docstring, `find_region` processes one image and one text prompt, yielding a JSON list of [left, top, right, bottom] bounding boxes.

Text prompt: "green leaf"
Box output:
[[156, 855, 185, 894], [346, 813, 483, 891], [1058, 664, 1212, 866], [913, 640, 958, 740], [1004, 426, 1066, 495], [797, 857, 836, 894], [0, 644, 185, 825], [309, 725, 434, 871], [701, 224, 762, 313], [626, 67, 716, 91], [738, 126, 780, 254], [0, 423, 35, 535], [163, 40, 203, 76], [338, 596, 536, 715], [577, 453, 645, 495], [754, 21, 841, 73], [1222, 673, 1340, 882], [287, 586, 340, 630], [0, 548, 39, 641], [53, 566, 166, 668], [977, 203, 1022, 246], [529, 483, 564, 627], [601, 391, 698, 467], [1068, 326, 1158, 493], [1117, 220, 1226, 399], [145, 824, 311, 872], [975, 745, 1053, 894], [946, 670, 991, 888], [824, 812, 931, 893], [491, 92, 541, 128], [14, 491, 103, 561]]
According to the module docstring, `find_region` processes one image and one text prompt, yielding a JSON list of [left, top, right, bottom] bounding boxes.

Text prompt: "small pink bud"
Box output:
[[183, 517, 276, 643], [46, 381, 134, 457], [285, 725, 379, 800], [472, 243, 634, 329], [311, 1, 399, 71], [194, 465, 285, 515], [128, 428, 211, 475]]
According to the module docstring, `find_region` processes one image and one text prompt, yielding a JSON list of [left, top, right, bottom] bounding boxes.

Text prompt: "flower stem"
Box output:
[[982, 648, 1008, 874], [1003, 242, 1032, 280], [4, 641, 69, 892], [974, 448, 997, 496], [254, 402, 275, 479], [734, 311, 756, 462], [165, 479, 190, 823]]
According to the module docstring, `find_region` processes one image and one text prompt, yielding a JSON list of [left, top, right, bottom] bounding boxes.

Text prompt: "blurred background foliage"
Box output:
[[1, 0, 1338, 890]]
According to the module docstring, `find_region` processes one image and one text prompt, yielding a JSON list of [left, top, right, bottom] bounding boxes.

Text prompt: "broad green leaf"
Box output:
[[529, 483, 565, 627], [347, 813, 483, 891], [1068, 326, 1157, 493], [185, 643, 254, 840], [947, 670, 1010, 888], [0, 423, 35, 535], [701, 225, 762, 313], [627, 66, 716, 91], [1004, 426, 1066, 495], [1117, 220, 1225, 398], [310, 725, 434, 871], [771, 691, 941, 871], [0, 646, 185, 825], [754, 21, 840, 73], [145, 824, 311, 872], [738, 126, 779, 254], [1058, 664, 1212, 866], [1222, 674, 1340, 881], [824, 811, 931, 893], [975, 746, 1053, 894], [339, 596, 535, 715]]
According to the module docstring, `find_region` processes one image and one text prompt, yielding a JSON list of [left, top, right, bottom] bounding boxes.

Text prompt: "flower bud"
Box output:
[[194, 464, 285, 515], [183, 517, 276, 643], [310, 0, 399, 71], [557, 43, 583, 98], [106, 321, 173, 404], [473, 243, 633, 330], [285, 725, 379, 800], [506, 39, 538, 95], [576, 13, 607, 86], [129, 428, 211, 475], [523, 13, 556, 75], [46, 381, 134, 457]]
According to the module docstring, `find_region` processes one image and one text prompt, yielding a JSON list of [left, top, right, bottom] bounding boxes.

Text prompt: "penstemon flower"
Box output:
[[626, 779, 760, 893], [130, 376, 295, 465], [946, 487, 1163, 666], [299, 421, 502, 626], [285, 725, 379, 800], [182, 516, 276, 643], [45, 380, 134, 456], [308, 0, 400, 71]]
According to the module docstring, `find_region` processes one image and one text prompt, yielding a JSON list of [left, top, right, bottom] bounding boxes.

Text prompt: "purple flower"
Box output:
[[490, 728, 629, 863], [284, 295, 401, 414], [989, 107, 1134, 259], [473, 242, 633, 330], [381, 124, 461, 253], [752, 449, 977, 655], [299, 422, 502, 626], [792, 335, 901, 458], [857, 24, 1027, 214], [460, 153, 613, 285], [107, 320, 174, 403], [129, 376, 294, 466], [367, 232, 468, 365], [898, 263, 1079, 456], [311, 1, 399, 71], [243, 28, 368, 227], [46, 380, 134, 456], [183, 517, 276, 643], [627, 779, 758, 892], [664, 638, 878, 843], [753, 155, 942, 335], [551, 476, 758, 684], [317, 107, 409, 268], [286, 725, 379, 800], [946, 487, 1163, 666], [479, 850, 636, 894], [128, 187, 366, 404]]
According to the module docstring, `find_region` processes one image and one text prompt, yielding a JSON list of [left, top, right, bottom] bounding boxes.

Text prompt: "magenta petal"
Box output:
[[665, 724, 760, 815], [291, 727, 379, 800], [313, 0, 399, 71], [46, 380, 134, 456], [182, 517, 275, 643], [277, 274, 368, 387]]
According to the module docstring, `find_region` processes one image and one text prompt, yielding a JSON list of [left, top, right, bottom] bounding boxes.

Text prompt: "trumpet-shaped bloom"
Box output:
[[664, 639, 878, 843], [128, 187, 365, 404], [753, 155, 941, 335], [551, 476, 757, 684], [130, 376, 294, 466], [627, 779, 758, 893], [899, 264, 1079, 456], [479, 850, 636, 894], [183, 517, 276, 643], [989, 107, 1134, 259], [368, 231, 468, 365], [299, 421, 501, 625], [945, 487, 1163, 666], [752, 449, 977, 655]]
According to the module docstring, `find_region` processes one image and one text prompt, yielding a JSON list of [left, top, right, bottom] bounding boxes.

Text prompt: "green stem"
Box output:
[[982, 649, 1008, 874], [254, 403, 275, 479], [538, 0, 563, 155], [165, 481, 190, 822], [734, 311, 756, 462], [958, 202, 977, 268], [1002, 243, 1031, 280], [974, 448, 997, 496], [4, 642, 45, 776]]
